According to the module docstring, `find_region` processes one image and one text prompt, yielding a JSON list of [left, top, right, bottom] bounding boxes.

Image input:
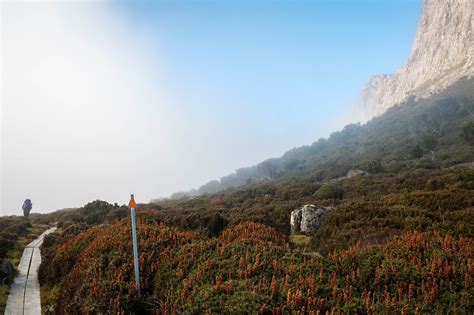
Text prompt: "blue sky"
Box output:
[[112, 0, 421, 155], [2, 0, 422, 214]]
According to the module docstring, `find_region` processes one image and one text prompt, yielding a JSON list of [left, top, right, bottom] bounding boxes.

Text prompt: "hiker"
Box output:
[[22, 199, 33, 218]]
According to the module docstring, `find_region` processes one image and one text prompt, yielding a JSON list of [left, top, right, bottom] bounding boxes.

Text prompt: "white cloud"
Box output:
[[1, 1, 338, 215], [1, 2, 185, 214]]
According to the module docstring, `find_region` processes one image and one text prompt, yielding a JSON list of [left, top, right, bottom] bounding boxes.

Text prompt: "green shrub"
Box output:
[[314, 184, 344, 200], [461, 121, 474, 145], [206, 213, 228, 237], [356, 160, 384, 173], [410, 144, 424, 158]]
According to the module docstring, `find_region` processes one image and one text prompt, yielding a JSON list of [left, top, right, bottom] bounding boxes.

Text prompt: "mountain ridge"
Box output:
[[152, 0, 474, 202], [152, 77, 474, 202], [354, 0, 474, 122]]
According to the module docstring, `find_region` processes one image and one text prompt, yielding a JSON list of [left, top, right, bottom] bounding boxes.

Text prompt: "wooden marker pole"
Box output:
[[128, 194, 140, 296]]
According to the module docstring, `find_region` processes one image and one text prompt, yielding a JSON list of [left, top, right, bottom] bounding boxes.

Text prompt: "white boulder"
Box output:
[[291, 204, 334, 234]]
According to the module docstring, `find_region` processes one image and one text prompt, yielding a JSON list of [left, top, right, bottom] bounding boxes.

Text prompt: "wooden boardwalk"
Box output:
[[5, 228, 56, 315]]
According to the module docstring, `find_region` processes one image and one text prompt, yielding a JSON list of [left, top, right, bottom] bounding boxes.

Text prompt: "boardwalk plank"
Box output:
[[5, 228, 56, 315]]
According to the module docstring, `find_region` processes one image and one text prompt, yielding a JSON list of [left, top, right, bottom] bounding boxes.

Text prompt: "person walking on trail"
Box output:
[[22, 199, 33, 217]]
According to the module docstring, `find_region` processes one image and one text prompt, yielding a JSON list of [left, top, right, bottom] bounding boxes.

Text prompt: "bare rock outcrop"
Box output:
[[290, 207, 303, 233], [355, 0, 474, 122], [290, 205, 334, 234], [347, 169, 367, 178]]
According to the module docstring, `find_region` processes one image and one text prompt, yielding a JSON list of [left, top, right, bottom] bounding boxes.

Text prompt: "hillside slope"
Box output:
[[153, 78, 474, 201], [39, 217, 473, 314], [153, 0, 474, 201], [32, 78, 474, 314]]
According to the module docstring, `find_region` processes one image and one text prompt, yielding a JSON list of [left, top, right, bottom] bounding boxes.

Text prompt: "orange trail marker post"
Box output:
[[128, 194, 140, 296]]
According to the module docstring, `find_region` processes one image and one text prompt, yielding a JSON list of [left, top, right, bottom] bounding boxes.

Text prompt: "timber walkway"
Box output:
[[5, 227, 56, 315]]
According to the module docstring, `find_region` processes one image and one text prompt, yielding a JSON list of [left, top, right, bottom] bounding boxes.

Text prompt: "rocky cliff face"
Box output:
[[355, 0, 473, 122]]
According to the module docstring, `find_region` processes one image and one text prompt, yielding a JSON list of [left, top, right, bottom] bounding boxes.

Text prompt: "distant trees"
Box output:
[[461, 122, 474, 145], [408, 133, 440, 160], [169, 191, 190, 200], [105, 207, 129, 223], [151, 78, 474, 201], [283, 159, 300, 172], [82, 200, 122, 225], [422, 133, 438, 150], [257, 159, 278, 179], [198, 180, 221, 195], [219, 173, 246, 189], [410, 144, 424, 158], [29, 200, 128, 227], [357, 160, 384, 173]]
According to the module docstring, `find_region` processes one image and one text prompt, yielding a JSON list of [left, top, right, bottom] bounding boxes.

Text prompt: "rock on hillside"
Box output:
[[355, 0, 474, 122], [290, 205, 334, 234], [346, 169, 367, 178]]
